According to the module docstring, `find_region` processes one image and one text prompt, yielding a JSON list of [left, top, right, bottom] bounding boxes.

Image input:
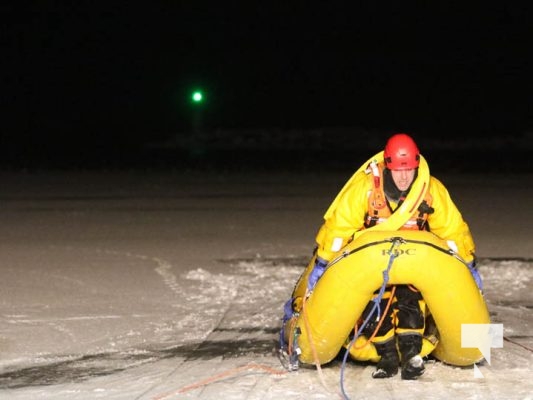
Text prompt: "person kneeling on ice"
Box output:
[[284, 133, 482, 380]]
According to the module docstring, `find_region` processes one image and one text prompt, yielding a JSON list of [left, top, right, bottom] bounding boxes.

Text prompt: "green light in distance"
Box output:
[[191, 91, 203, 103]]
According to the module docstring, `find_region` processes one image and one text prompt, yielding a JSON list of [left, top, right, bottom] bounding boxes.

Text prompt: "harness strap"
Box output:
[[365, 162, 433, 231]]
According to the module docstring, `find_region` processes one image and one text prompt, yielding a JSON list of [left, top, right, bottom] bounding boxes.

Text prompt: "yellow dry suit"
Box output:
[[315, 153, 475, 263], [291, 152, 476, 354]]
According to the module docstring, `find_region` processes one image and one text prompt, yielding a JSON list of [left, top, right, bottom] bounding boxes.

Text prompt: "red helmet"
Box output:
[[383, 133, 420, 170]]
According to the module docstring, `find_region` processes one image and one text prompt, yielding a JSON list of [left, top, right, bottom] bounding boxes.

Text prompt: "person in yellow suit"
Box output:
[[286, 133, 481, 380]]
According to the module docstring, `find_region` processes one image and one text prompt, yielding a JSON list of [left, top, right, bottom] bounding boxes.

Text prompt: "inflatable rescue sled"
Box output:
[[283, 230, 490, 367]]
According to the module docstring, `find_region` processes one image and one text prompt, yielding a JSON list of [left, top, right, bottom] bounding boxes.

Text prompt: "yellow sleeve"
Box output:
[[315, 171, 370, 260], [427, 177, 476, 262]]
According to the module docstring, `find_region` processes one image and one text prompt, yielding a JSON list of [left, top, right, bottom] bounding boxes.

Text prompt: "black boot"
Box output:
[[398, 334, 425, 380], [372, 340, 399, 379]]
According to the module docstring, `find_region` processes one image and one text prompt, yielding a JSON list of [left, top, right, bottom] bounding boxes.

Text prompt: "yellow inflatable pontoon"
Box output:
[[285, 230, 490, 367]]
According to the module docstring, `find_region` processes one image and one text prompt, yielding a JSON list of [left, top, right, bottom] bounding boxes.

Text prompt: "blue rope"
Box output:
[[339, 240, 400, 400]]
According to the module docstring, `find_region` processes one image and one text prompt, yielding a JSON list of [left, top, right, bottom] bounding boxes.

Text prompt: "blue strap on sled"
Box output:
[[339, 238, 403, 400]]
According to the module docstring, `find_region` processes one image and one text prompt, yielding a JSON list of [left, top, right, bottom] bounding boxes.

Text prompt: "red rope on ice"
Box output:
[[151, 362, 287, 400]]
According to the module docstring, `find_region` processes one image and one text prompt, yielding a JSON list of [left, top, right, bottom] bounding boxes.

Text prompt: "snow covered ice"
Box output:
[[0, 170, 532, 399]]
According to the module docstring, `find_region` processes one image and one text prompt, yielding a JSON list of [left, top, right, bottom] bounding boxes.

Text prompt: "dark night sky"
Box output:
[[3, 3, 533, 168]]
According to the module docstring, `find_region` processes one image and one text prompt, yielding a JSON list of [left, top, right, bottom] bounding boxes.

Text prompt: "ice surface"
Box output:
[[0, 170, 532, 399]]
